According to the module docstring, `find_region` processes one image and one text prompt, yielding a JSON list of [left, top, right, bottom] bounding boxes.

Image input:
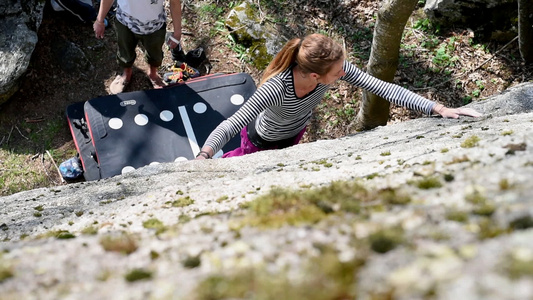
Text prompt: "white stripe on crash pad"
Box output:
[[178, 106, 200, 156]]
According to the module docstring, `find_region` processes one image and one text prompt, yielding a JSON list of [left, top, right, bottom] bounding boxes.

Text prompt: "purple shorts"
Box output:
[[222, 126, 307, 158]]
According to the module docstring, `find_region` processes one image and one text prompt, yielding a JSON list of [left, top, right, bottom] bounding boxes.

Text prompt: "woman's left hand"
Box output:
[[434, 104, 482, 118], [441, 107, 482, 118]]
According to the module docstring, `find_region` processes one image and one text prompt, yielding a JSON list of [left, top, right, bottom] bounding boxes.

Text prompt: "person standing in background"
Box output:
[[93, 0, 182, 94]]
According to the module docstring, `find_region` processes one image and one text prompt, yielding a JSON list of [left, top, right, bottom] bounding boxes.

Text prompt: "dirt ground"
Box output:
[[1, 0, 532, 195]]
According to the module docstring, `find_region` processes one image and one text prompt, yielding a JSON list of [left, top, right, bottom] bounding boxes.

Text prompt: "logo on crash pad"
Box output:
[[120, 100, 137, 107]]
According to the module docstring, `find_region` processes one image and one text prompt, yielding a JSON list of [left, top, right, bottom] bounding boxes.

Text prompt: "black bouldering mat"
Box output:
[[66, 72, 256, 180], [66, 101, 101, 181]]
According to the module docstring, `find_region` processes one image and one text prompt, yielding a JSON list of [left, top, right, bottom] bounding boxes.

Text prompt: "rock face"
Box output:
[[424, 0, 518, 40], [0, 0, 44, 105], [225, 0, 287, 70], [1, 83, 533, 299]]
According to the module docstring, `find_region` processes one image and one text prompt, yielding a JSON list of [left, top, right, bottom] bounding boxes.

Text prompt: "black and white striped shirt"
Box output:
[[204, 61, 436, 154]]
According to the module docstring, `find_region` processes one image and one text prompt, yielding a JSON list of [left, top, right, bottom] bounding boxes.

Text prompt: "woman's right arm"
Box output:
[[196, 79, 285, 159]]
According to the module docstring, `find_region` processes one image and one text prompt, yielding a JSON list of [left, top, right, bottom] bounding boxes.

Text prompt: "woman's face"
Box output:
[[318, 59, 345, 85]]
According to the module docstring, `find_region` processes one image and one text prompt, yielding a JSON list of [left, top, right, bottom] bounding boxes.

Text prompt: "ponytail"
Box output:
[[259, 38, 301, 86]]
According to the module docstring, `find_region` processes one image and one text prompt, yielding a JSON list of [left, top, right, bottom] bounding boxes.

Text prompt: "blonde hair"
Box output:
[[259, 33, 345, 86]]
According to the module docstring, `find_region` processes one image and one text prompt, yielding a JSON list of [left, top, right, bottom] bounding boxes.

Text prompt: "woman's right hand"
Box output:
[[194, 148, 213, 160]]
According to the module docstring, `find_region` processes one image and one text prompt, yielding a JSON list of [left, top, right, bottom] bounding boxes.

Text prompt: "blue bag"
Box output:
[[59, 156, 84, 180]]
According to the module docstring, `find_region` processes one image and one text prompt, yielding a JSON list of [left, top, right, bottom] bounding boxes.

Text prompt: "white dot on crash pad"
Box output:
[[193, 102, 207, 114], [109, 118, 123, 130], [121, 166, 135, 174], [174, 157, 188, 162], [134, 114, 149, 126], [160, 110, 174, 122], [230, 94, 244, 105]]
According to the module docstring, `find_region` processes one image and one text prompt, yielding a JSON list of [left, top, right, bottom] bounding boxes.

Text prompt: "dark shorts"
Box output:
[[114, 19, 166, 68]]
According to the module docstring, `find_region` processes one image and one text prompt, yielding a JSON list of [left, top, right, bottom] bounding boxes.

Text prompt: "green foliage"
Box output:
[[503, 251, 533, 279], [240, 180, 412, 228], [446, 210, 469, 223], [81, 226, 98, 235], [179, 214, 192, 223], [0, 262, 14, 283], [432, 39, 459, 67], [142, 218, 167, 234], [23, 118, 64, 150], [499, 179, 510, 190], [226, 34, 251, 62], [472, 203, 496, 217], [413, 18, 438, 33], [477, 217, 506, 240], [243, 188, 327, 228], [99, 232, 138, 255], [242, 181, 366, 228], [509, 216, 533, 230], [443, 173, 455, 182], [413, 176, 442, 189], [461, 136, 480, 148], [172, 196, 195, 207], [378, 187, 411, 205], [56, 231, 75, 239], [194, 249, 362, 300], [465, 188, 487, 205], [380, 151, 391, 156], [216, 195, 229, 203], [197, 3, 225, 20], [37, 230, 75, 239], [0, 153, 49, 196], [124, 268, 153, 282], [471, 89, 481, 97], [368, 228, 404, 253], [350, 28, 373, 61], [183, 255, 202, 269], [150, 250, 160, 260], [420, 36, 440, 49], [313, 158, 333, 168]]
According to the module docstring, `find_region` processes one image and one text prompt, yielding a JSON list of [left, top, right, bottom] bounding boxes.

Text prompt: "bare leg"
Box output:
[[121, 67, 133, 82], [148, 65, 165, 89]]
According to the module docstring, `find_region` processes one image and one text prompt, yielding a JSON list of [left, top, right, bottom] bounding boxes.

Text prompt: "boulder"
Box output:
[[424, 0, 518, 40], [225, 0, 287, 70], [0, 83, 532, 299], [0, 0, 45, 105]]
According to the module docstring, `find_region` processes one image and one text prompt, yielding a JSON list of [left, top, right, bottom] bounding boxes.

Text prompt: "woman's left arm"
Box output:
[[341, 61, 482, 118]]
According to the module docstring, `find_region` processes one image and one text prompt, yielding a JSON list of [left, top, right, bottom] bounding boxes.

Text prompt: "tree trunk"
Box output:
[[518, 0, 533, 63], [353, 0, 418, 131]]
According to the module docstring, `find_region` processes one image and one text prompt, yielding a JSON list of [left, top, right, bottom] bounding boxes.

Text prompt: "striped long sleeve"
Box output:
[[203, 61, 437, 155], [341, 61, 436, 114]]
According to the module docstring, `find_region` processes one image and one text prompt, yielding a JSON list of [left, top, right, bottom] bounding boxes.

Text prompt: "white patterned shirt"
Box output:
[[116, 0, 166, 35]]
